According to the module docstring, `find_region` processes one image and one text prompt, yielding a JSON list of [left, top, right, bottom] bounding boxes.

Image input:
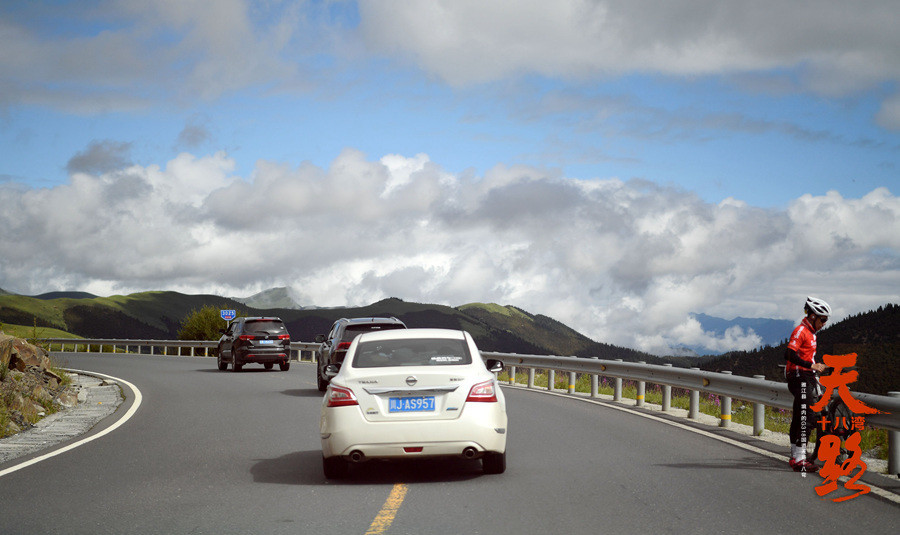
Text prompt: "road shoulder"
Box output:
[[0, 371, 124, 467]]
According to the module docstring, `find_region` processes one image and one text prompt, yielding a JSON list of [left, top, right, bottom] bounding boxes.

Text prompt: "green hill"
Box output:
[[0, 291, 246, 339], [2, 289, 895, 393], [0, 291, 659, 362]]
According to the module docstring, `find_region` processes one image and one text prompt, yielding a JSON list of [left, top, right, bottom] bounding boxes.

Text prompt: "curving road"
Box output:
[[0, 354, 897, 534]]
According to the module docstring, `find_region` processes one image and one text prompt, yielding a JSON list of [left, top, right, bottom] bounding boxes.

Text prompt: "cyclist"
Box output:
[[784, 296, 830, 472]]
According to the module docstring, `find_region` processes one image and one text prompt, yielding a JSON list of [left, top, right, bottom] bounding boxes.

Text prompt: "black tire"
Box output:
[[216, 345, 228, 371], [231, 353, 242, 372], [317, 369, 329, 392], [482, 451, 506, 474], [323, 456, 348, 479], [279, 361, 290, 371]]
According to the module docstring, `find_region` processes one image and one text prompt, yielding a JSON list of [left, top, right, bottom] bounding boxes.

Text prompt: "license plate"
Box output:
[[389, 396, 435, 412], [259, 340, 274, 344]]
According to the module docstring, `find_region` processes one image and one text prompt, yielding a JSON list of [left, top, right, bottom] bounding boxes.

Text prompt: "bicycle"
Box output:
[[811, 367, 853, 464]]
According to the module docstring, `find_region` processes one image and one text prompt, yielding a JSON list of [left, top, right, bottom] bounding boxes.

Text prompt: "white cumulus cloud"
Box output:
[[2, 149, 898, 354]]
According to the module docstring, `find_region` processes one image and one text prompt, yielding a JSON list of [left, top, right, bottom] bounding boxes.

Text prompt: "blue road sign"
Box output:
[[220, 309, 236, 321]]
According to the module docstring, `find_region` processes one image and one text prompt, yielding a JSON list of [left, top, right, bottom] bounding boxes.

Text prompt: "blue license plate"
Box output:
[[259, 340, 274, 344], [389, 396, 435, 412]]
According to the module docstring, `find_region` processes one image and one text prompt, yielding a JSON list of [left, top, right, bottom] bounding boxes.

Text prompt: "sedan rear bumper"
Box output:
[[237, 349, 289, 363], [320, 403, 507, 459]]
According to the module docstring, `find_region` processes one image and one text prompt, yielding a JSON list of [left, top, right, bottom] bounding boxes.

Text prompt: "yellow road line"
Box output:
[[365, 483, 408, 535]]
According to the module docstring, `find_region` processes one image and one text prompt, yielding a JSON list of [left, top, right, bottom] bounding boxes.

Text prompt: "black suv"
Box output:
[[315, 317, 407, 390], [217, 317, 291, 372]]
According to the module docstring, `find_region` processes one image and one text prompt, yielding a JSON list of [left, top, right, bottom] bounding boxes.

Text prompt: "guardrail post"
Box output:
[[889, 392, 900, 477], [689, 367, 700, 419], [636, 361, 646, 407], [662, 364, 672, 411], [509, 365, 517, 385], [720, 371, 732, 427], [568, 371, 576, 394], [753, 375, 766, 435], [590, 357, 599, 398], [527, 368, 535, 389], [612, 359, 623, 401], [547, 370, 555, 392]]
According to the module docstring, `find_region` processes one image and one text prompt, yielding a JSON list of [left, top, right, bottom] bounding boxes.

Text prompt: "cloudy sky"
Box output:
[[1, 1, 898, 355]]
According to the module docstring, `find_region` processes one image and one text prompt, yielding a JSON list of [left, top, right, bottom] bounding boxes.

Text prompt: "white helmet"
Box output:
[[804, 296, 832, 318]]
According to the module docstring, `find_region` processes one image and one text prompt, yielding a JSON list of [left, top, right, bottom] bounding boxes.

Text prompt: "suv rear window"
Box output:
[[353, 338, 472, 368], [244, 320, 286, 333], [341, 323, 405, 342]]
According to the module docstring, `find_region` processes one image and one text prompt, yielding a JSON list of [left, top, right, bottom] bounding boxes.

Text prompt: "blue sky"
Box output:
[[1, 1, 898, 354]]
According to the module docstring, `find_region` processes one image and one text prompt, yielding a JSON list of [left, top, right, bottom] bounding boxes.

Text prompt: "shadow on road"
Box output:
[[281, 388, 324, 398], [194, 367, 287, 373], [251, 450, 323, 485], [655, 456, 786, 472], [251, 450, 486, 485]]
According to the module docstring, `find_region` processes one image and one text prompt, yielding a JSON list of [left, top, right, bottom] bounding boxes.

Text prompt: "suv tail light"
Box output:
[[466, 380, 498, 403], [336, 342, 352, 351], [326, 385, 359, 407]]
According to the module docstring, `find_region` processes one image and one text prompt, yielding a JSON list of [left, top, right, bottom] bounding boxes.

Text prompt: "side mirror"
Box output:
[[315, 334, 325, 343], [485, 359, 504, 373], [219, 329, 228, 335], [324, 364, 341, 378]]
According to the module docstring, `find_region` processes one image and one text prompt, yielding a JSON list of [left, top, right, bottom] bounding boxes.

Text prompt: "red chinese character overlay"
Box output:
[[808, 353, 892, 503], [815, 433, 870, 502], [809, 353, 882, 414]]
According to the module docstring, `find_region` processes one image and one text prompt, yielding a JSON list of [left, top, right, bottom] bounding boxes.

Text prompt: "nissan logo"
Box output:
[[406, 376, 418, 386]]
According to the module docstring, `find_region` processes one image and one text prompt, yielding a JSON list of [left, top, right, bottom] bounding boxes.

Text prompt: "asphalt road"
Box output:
[[0, 354, 897, 534]]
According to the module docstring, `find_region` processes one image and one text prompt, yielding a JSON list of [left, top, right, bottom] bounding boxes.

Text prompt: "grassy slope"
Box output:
[[0, 324, 79, 339], [0, 295, 70, 330], [0, 292, 247, 339]]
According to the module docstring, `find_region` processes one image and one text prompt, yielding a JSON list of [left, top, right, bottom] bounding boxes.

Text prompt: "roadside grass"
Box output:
[[500, 370, 888, 460], [1, 322, 79, 341]]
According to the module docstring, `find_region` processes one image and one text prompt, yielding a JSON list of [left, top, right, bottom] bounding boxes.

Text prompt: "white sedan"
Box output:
[[319, 328, 508, 478]]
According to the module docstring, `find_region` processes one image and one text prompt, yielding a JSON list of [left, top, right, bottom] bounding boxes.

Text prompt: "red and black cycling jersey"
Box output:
[[785, 317, 817, 376]]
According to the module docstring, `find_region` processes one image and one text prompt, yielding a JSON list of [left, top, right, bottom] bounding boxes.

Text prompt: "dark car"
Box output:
[[315, 317, 407, 390], [217, 317, 291, 372]]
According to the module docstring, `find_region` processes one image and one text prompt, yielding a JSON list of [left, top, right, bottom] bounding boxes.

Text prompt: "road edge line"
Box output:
[[0, 369, 142, 478], [504, 385, 900, 505]]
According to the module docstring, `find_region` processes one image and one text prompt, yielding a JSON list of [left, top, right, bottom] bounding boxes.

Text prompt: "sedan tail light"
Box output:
[[278, 334, 291, 340], [466, 380, 498, 403], [326, 385, 359, 407], [238, 335, 255, 341]]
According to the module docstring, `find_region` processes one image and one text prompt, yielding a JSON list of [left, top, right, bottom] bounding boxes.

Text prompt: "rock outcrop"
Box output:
[[0, 332, 76, 437]]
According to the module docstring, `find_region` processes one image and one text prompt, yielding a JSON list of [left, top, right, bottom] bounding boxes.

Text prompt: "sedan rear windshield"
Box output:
[[353, 338, 472, 368], [244, 320, 286, 333], [341, 323, 405, 342]]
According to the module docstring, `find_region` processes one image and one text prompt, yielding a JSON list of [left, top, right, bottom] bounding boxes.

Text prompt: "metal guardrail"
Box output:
[[482, 351, 900, 475], [41, 338, 320, 361], [40, 338, 898, 474]]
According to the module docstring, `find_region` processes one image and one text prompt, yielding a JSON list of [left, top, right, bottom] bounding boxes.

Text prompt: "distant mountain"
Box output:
[[232, 287, 308, 310], [3, 288, 895, 392], [0, 291, 661, 363], [31, 291, 99, 300], [699, 304, 899, 395], [689, 313, 794, 355]]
